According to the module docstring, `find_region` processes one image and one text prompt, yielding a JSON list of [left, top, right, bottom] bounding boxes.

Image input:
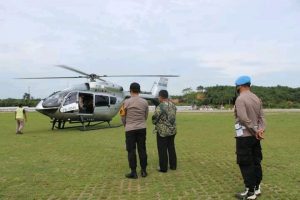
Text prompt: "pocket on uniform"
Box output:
[[253, 146, 263, 164], [236, 149, 253, 165]]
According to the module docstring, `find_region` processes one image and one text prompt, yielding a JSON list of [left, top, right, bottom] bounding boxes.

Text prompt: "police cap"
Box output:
[[235, 76, 251, 86]]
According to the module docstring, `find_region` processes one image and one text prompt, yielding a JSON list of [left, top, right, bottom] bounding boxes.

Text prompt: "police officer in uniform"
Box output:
[[120, 82, 149, 179], [234, 76, 266, 200]]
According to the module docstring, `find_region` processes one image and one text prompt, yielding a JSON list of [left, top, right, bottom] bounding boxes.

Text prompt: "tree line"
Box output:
[[0, 93, 41, 107], [1, 86, 300, 108], [172, 85, 300, 109]]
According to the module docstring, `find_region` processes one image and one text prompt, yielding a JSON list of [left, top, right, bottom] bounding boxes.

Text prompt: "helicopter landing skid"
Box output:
[[79, 121, 123, 131], [51, 119, 66, 130], [51, 118, 122, 131]]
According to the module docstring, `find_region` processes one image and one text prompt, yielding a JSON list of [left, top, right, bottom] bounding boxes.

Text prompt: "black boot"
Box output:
[[141, 169, 147, 177], [125, 171, 138, 179], [157, 167, 167, 173]]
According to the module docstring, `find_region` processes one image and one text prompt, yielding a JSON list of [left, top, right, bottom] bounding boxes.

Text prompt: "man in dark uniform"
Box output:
[[234, 76, 266, 200], [120, 82, 149, 179]]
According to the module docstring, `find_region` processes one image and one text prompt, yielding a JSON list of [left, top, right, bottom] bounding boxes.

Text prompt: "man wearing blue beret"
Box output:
[[233, 76, 266, 200]]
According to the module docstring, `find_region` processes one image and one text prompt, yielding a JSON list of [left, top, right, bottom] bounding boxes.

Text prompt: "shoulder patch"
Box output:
[[119, 104, 126, 116]]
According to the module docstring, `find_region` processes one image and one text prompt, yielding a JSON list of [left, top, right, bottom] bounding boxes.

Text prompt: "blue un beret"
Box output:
[[235, 76, 251, 86]]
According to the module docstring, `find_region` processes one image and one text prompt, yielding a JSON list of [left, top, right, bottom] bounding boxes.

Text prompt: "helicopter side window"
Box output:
[[79, 93, 94, 114], [110, 97, 117, 105], [63, 92, 78, 106], [95, 95, 109, 107]]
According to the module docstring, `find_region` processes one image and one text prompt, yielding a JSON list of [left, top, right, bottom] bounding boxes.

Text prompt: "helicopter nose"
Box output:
[[36, 100, 44, 109]]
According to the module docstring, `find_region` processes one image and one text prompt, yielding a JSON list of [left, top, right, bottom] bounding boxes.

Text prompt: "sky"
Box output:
[[0, 0, 300, 99]]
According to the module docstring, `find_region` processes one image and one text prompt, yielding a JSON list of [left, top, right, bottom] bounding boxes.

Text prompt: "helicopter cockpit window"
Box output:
[[110, 97, 117, 105], [42, 90, 70, 108], [63, 92, 78, 106], [95, 95, 109, 107]]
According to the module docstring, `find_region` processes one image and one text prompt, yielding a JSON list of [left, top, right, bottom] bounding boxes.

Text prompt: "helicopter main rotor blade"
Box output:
[[15, 76, 88, 79], [56, 65, 90, 76], [101, 75, 180, 77], [56, 65, 106, 81]]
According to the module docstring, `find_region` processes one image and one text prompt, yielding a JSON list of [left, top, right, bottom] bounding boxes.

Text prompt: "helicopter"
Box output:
[[17, 65, 178, 130]]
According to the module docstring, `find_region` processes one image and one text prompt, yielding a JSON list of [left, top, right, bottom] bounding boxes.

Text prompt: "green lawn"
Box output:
[[0, 112, 299, 199]]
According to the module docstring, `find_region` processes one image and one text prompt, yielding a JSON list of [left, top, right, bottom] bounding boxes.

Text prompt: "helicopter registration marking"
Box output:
[[60, 103, 79, 113]]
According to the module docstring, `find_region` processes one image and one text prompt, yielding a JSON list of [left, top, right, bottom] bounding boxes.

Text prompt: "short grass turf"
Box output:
[[0, 112, 299, 200]]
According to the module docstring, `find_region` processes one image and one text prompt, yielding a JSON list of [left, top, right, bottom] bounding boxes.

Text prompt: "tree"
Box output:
[[182, 87, 193, 95], [23, 93, 31, 100], [196, 85, 206, 92]]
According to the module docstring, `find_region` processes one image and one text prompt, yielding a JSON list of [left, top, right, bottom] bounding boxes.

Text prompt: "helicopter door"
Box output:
[[60, 92, 78, 113], [94, 95, 110, 116], [78, 93, 94, 114]]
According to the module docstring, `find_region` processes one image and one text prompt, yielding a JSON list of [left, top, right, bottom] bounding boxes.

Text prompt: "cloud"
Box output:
[[0, 0, 300, 98]]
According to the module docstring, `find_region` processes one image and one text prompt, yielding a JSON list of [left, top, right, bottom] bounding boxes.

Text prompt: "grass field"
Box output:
[[0, 112, 299, 200]]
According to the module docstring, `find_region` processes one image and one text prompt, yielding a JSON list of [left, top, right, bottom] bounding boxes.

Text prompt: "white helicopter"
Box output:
[[18, 65, 178, 130]]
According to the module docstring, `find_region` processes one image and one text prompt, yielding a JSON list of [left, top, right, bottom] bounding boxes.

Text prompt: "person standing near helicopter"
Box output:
[[152, 90, 177, 173], [234, 76, 266, 200], [15, 104, 27, 134], [120, 82, 149, 179]]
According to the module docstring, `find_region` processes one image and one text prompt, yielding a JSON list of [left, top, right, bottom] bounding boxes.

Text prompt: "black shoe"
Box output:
[[170, 167, 176, 170], [157, 168, 167, 173], [141, 170, 147, 177], [125, 172, 138, 179]]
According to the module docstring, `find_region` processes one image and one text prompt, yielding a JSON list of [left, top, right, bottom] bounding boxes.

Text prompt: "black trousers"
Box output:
[[157, 134, 177, 171], [125, 128, 147, 171], [236, 136, 263, 192]]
